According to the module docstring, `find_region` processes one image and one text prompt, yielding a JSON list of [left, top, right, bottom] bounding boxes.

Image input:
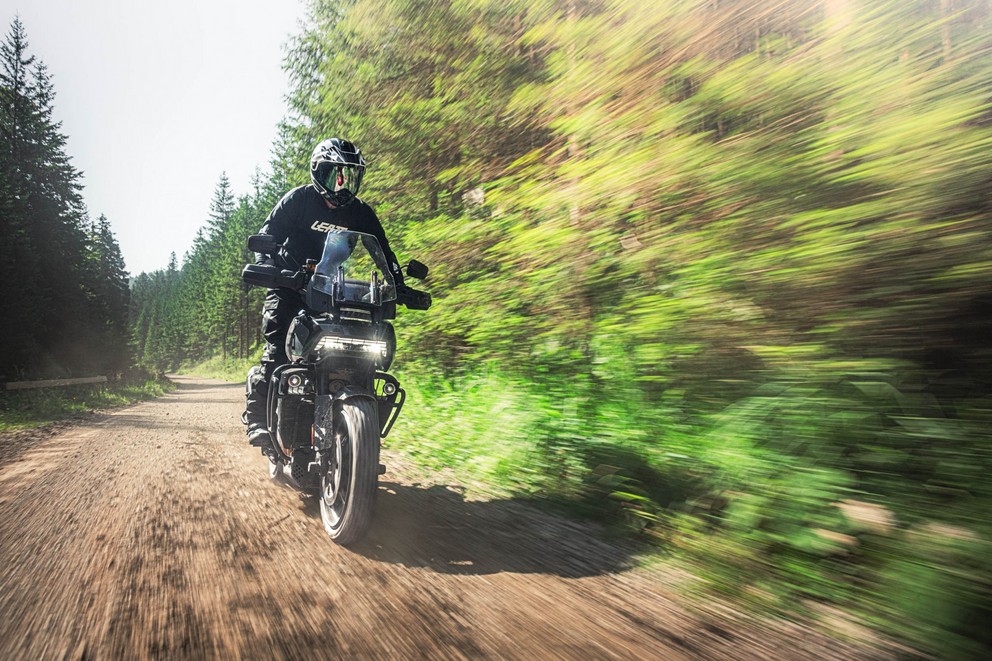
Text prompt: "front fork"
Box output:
[[311, 373, 404, 476]]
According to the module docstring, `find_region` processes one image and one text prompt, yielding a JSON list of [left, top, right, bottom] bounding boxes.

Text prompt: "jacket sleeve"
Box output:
[[363, 206, 405, 288], [255, 188, 301, 265]]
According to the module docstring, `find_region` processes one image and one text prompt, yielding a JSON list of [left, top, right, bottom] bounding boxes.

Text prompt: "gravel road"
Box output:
[[0, 376, 896, 659]]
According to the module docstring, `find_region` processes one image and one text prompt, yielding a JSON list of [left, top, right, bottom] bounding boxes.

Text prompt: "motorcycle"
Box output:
[[241, 230, 431, 545]]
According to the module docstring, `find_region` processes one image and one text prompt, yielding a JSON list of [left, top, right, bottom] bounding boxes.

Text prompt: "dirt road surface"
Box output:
[[0, 376, 896, 659]]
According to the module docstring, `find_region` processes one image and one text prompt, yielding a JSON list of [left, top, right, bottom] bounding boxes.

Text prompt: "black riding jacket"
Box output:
[[256, 184, 405, 288]]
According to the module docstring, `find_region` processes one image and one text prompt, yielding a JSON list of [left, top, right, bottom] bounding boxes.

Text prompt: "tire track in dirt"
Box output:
[[0, 376, 897, 659]]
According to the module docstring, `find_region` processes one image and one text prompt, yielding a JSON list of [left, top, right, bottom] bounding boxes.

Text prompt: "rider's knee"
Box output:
[[246, 364, 264, 390]]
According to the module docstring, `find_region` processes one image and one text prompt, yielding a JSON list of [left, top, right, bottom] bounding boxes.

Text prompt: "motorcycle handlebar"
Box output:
[[244, 260, 431, 310]]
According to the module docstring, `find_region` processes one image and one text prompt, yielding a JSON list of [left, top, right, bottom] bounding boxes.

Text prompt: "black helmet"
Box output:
[[310, 138, 366, 206]]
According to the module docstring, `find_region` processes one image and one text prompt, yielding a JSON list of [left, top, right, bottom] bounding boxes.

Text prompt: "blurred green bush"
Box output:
[[189, 0, 992, 653]]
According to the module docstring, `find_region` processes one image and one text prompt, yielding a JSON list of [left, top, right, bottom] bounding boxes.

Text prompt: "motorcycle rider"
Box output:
[[244, 138, 405, 459]]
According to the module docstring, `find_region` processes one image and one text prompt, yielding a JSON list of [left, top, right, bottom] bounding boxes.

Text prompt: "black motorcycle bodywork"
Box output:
[[242, 230, 430, 544]]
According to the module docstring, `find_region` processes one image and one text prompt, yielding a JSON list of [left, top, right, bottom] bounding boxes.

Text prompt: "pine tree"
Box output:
[[91, 214, 131, 375], [0, 18, 91, 378], [0, 17, 39, 376], [0, 18, 127, 379], [208, 171, 235, 230], [207, 173, 238, 357]]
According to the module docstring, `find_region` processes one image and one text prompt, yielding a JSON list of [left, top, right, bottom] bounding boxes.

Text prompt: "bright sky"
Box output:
[[1, 0, 304, 275]]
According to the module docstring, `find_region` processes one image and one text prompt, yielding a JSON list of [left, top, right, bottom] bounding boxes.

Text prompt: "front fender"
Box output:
[[313, 388, 378, 451], [332, 386, 377, 405]]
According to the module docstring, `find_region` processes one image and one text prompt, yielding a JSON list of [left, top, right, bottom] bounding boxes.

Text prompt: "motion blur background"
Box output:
[[2, 0, 991, 656]]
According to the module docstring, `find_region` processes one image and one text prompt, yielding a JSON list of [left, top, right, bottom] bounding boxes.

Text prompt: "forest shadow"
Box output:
[[297, 481, 640, 578]]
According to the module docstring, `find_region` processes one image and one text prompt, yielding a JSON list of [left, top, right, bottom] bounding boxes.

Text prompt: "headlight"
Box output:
[[317, 335, 388, 356]]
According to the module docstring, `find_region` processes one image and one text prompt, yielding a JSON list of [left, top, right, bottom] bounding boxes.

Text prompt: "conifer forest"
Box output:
[[3, 1, 991, 654], [1, 18, 130, 380]]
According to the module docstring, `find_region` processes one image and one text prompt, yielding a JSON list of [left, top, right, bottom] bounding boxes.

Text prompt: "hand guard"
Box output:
[[396, 285, 432, 310]]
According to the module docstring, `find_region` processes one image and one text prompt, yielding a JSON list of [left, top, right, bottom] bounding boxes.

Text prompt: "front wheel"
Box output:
[[320, 398, 379, 545]]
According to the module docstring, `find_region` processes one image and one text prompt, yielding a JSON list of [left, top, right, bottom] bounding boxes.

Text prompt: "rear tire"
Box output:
[[319, 398, 379, 545]]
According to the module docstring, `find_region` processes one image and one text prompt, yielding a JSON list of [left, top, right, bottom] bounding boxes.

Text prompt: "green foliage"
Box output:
[[181, 349, 264, 384], [131, 0, 992, 653], [0, 371, 173, 431]]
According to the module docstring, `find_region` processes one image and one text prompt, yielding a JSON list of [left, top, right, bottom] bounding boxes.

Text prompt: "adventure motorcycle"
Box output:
[[241, 230, 431, 545]]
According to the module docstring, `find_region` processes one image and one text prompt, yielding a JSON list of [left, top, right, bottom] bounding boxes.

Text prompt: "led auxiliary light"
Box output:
[[382, 382, 397, 396], [317, 335, 388, 356], [285, 372, 309, 395]]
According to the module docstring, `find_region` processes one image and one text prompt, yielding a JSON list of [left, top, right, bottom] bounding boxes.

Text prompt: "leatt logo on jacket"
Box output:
[[311, 221, 347, 233]]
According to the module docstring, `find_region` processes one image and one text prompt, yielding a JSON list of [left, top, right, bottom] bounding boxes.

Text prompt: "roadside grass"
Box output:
[[179, 351, 261, 384], [386, 370, 546, 496], [389, 365, 992, 658], [0, 375, 174, 431]]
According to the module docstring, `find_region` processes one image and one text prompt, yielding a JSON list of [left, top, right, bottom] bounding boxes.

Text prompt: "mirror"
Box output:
[[248, 234, 279, 254], [406, 259, 429, 280]]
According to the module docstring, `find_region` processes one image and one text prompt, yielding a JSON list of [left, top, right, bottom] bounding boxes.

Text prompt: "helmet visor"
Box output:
[[315, 161, 364, 196]]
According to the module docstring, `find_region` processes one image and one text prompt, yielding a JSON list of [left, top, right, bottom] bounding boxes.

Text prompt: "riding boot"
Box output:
[[248, 427, 280, 462], [244, 364, 269, 430], [245, 364, 279, 459]]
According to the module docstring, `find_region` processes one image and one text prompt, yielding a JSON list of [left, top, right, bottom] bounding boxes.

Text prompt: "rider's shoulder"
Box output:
[[290, 184, 317, 201], [272, 184, 311, 208], [351, 196, 376, 216]]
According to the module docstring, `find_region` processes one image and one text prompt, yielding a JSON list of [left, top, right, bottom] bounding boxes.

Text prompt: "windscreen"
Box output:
[[311, 230, 397, 304]]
